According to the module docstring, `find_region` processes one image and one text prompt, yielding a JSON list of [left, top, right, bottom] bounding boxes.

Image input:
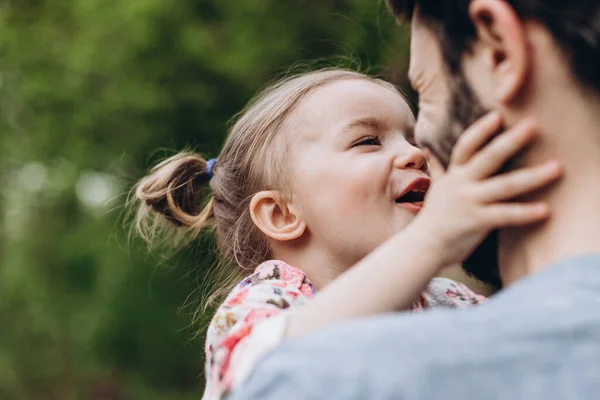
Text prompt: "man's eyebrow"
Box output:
[[408, 75, 415, 91], [404, 126, 417, 145], [408, 69, 422, 92]]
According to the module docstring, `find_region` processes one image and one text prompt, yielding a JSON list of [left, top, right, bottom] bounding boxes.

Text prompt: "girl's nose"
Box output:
[[394, 144, 428, 173]]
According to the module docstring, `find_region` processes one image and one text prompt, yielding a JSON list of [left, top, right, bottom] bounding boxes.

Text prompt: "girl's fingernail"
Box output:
[[535, 204, 549, 215], [546, 161, 561, 173], [487, 111, 501, 120]]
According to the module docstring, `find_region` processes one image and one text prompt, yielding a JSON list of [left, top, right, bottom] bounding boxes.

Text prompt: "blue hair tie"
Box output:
[[205, 158, 217, 179]]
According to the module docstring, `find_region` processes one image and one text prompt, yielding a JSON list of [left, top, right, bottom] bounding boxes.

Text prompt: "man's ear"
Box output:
[[249, 190, 307, 242], [469, 0, 528, 104]]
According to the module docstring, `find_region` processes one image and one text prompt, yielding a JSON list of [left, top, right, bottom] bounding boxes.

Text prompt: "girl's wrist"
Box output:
[[398, 218, 453, 270]]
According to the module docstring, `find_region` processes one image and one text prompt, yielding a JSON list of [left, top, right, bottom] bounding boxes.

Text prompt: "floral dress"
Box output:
[[203, 260, 485, 399]]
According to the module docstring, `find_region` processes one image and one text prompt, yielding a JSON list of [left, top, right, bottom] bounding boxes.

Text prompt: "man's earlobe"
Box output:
[[469, 0, 528, 104], [249, 191, 307, 242]]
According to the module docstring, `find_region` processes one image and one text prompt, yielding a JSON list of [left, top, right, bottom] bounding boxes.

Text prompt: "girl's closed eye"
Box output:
[[352, 135, 382, 147]]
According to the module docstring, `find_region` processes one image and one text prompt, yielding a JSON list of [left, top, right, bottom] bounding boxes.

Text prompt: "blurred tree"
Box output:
[[0, 0, 410, 398]]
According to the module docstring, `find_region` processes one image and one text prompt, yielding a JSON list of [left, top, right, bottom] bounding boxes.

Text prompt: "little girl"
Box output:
[[133, 70, 561, 399]]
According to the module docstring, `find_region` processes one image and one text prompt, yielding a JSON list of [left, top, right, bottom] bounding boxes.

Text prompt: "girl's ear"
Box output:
[[249, 191, 307, 242]]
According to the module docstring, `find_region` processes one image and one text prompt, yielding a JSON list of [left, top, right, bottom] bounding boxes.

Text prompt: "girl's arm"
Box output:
[[286, 113, 562, 339], [285, 222, 445, 338]]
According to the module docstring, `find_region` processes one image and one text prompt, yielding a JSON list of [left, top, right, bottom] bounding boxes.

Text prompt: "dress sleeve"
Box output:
[[203, 260, 316, 399], [411, 277, 487, 311]]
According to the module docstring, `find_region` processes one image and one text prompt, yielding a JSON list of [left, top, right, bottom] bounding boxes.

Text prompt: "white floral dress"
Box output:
[[203, 260, 485, 399]]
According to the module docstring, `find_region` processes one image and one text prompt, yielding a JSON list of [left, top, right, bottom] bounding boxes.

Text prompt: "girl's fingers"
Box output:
[[477, 161, 562, 202], [424, 149, 445, 180], [450, 112, 502, 166], [483, 202, 550, 227], [468, 118, 539, 180]]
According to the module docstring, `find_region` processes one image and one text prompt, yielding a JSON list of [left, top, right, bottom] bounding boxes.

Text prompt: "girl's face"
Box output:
[[287, 79, 430, 267]]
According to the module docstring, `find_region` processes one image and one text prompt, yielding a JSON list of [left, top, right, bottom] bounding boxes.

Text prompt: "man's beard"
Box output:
[[426, 72, 490, 168], [431, 72, 503, 289]]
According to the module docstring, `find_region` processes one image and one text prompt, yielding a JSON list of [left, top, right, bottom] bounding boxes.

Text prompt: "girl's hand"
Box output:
[[414, 112, 562, 266]]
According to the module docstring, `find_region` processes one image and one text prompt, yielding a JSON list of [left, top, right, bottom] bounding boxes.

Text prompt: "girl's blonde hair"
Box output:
[[133, 69, 402, 306]]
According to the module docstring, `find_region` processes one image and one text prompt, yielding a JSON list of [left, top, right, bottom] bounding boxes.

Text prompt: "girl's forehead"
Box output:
[[287, 79, 414, 140]]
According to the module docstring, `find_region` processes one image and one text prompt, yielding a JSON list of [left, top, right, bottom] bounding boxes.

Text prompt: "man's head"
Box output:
[[388, 0, 600, 286], [389, 0, 600, 166]]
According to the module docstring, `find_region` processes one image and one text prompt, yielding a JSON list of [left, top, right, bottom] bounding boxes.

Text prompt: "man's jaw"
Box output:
[[420, 130, 457, 169]]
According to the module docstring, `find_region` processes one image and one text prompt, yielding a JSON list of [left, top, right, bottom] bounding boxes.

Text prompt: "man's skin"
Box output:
[[408, 1, 600, 285]]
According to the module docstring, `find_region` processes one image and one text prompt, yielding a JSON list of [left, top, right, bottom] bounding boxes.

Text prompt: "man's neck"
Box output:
[[499, 90, 600, 285]]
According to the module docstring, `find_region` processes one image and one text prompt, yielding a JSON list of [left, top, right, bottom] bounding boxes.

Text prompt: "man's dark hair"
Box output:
[[387, 0, 600, 289], [388, 0, 600, 94]]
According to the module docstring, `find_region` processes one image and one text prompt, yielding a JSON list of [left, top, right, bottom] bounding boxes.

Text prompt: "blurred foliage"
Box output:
[[0, 0, 410, 399]]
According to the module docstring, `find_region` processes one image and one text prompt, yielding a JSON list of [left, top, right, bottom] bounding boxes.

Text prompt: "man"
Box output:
[[228, 1, 600, 398]]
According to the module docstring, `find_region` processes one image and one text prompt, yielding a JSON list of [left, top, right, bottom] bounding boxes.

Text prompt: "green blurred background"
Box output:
[[0, 1, 411, 399]]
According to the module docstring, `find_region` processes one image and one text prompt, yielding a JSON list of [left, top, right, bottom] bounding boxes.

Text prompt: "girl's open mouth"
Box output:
[[395, 177, 430, 213]]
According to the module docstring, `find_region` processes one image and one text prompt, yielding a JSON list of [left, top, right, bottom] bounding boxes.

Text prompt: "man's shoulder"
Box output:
[[231, 256, 600, 399], [266, 304, 509, 376], [304, 300, 520, 364], [235, 302, 599, 399]]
